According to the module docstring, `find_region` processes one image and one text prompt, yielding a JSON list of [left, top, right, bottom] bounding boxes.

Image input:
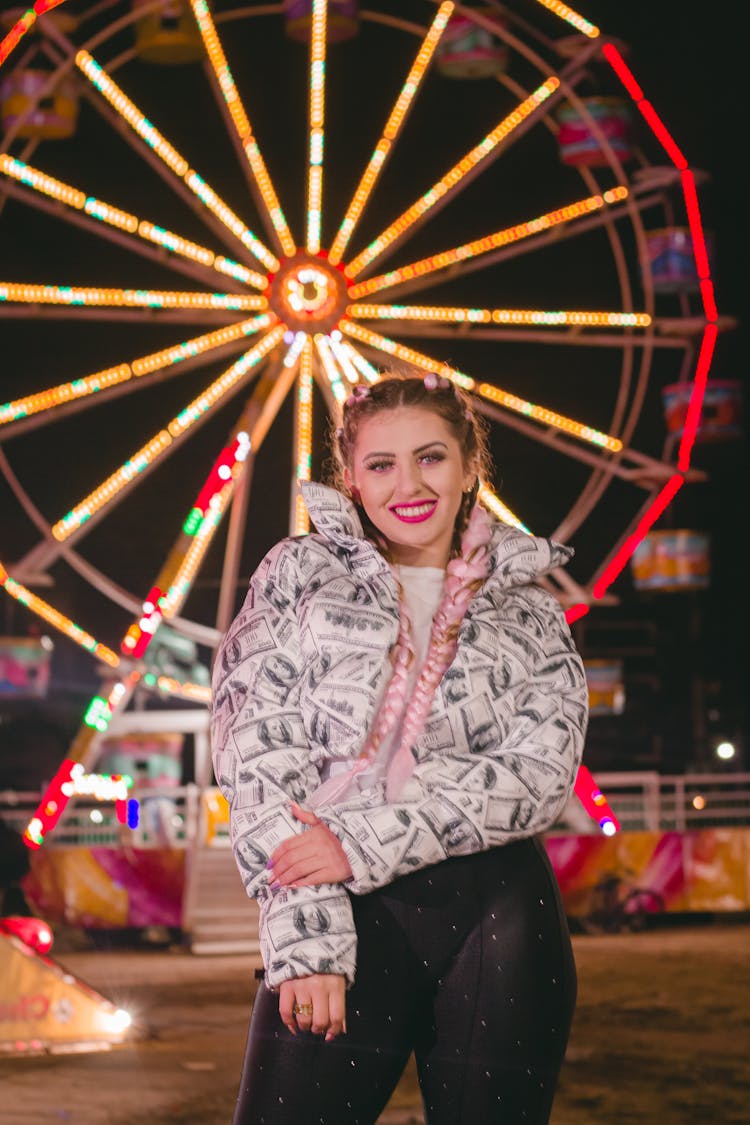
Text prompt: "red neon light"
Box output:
[[573, 763, 620, 833], [565, 602, 590, 625], [592, 475, 685, 599], [637, 101, 687, 169], [601, 43, 643, 100], [677, 323, 719, 471], [698, 278, 718, 323], [23, 758, 75, 849], [681, 171, 712, 280], [0, 0, 68, 67], [602, 44, 687, 169]]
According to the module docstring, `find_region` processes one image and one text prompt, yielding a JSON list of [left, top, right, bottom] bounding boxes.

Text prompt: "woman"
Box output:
[[211, 372, 588, 1124]]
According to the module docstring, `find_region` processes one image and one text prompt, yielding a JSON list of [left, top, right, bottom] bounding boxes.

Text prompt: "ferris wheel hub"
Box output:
[[267, 251, 349, 335]]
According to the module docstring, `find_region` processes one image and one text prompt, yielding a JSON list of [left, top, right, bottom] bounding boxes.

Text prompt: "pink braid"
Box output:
[[307, 504, 492, 810], [384, 503, 492, 798]]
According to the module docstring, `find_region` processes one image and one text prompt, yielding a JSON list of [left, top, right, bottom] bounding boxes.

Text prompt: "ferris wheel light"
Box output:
[[305, 0, 328, 255], [715, 742, 736, 761], [534, 0, 599, 37], [345, 77, 561, 279], [348, 303, 650, 330], [329, 2, 454, 266], [0, 153, 85, 208], [477, 485, 530, 533], [189, 0, 295, 257], [348, 186, 628, 298], [76, 49, 279, 271], [0, 562, 119, 667]]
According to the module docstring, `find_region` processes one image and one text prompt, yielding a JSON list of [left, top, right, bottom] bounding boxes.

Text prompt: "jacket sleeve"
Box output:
[[210, 540, 357, 989], [317, 593, 588, 894]]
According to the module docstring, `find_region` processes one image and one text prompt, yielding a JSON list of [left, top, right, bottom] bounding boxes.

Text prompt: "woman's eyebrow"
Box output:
[[362, 441, 448, 461]]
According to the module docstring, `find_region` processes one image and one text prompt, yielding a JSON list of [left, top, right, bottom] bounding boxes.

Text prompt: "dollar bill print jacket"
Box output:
[[211, 481, 588, 989]]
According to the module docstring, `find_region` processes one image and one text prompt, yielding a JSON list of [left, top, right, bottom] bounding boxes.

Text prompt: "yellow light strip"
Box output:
[[1, 317, 271, 427], [293, 338, 314, 535], [340, 319, 474, 389], [328, 1, 454, 266], [349, 186, 628, 298], [0, 562, 120, 668], [0, 282, 266, 310], [305, 0, 327, 254], [214, 257, 268, 289], [476, 381, 622, 451], [168, 321, 283, 437], [334, 338, 380, 383], [50, 321, 282, 541], [340, 320, 622, 451], [327, 333, 361, 383], [154, 675, 212, 704], [345, 77, 560, 279], [75, 50, 279, 271], [533, 0, 599, 37], [349, 303, 651, 328], [189, 0, 295, 258], [315, 334, 348, 403], [0, 154, 269, 288], [477, 483, 530, 533]]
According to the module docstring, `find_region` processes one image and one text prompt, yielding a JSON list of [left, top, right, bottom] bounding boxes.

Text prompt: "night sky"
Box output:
[[0, 1, 745, 778]]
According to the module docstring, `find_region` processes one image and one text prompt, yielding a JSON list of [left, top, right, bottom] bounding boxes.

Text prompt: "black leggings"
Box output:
[[233, 838, 576, 1125]]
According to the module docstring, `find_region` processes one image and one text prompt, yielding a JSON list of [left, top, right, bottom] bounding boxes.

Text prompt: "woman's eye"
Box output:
[[365, 460, 393, 473], [420, 451, 445, 464]]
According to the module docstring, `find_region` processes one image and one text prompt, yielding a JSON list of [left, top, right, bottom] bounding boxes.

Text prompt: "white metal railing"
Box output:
[[2, 772, 750, 848]]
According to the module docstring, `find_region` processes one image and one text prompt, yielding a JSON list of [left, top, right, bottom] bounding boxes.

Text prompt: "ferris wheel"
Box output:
[[0, 1, 720, 827]]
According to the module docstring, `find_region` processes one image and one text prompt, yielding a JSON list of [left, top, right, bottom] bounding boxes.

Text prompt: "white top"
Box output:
[[324, 565, 446, 791], [397, 564, 446, 667]]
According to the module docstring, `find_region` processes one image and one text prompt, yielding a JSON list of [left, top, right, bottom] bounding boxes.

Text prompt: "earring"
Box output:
[[350, 486, 362, 504]]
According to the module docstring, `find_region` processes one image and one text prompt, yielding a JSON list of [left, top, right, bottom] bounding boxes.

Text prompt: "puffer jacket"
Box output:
[[210, 481, 588, 989]]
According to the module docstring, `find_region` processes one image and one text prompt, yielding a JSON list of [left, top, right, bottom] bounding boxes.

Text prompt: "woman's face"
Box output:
[[345, 406, 474, 568]]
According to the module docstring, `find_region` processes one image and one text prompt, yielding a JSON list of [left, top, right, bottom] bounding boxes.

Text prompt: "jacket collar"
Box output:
[[300, 480, 572, 587]]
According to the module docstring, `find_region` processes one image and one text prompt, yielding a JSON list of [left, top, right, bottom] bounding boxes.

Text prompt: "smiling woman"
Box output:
[[341, 384, 479, 568], [211, 369, 589, 1123]]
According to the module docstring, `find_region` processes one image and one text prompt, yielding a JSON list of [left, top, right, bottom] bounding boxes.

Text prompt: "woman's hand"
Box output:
[[269, 803, 353, 887], [279, 972, 347, 1041]]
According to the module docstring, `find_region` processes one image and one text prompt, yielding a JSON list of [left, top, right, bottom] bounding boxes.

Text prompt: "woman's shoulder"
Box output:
[[253, 533, 347, 590]]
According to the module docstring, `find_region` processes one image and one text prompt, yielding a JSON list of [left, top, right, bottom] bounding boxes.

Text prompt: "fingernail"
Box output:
[[269, 881, 281, 890], [265, 859, 274, 869]]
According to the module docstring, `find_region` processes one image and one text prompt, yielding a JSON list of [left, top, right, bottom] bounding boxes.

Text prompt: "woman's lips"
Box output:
[[389, 500, 437, 524]]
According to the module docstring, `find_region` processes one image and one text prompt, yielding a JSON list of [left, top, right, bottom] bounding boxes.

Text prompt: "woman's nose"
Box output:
[[394, 461, 422, 495]]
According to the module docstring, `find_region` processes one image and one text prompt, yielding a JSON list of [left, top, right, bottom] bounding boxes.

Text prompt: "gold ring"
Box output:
[[293, 1002, 313, 1016]]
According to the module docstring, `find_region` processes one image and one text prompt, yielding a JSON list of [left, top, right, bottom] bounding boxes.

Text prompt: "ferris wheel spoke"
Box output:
[[189, 0, 296, 258], [290, 338, 315, 536], [341, 318, 629, 457], [349, 303, 651, 333], [315, 334, 351, 407], [0, 315, 272, 438], [0, 281, 265, 314], [365, 318, 704, 349], [0, 559, 120, 667], [14, 321, 284, 576], [0, 154, 269, 293], [471, 392, 686, 488], [305, 0, 327, 255], [328, 1, 454, 267], [36, 17, 279, 271], [343, 75, 565, 281], [348, 185, 628, 300]]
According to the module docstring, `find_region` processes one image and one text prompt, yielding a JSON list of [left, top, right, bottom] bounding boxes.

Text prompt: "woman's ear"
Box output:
[[343, 466, 354, 493]]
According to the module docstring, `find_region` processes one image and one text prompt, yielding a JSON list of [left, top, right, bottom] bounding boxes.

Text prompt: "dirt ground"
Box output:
[[2, 919, 749, 1125]]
